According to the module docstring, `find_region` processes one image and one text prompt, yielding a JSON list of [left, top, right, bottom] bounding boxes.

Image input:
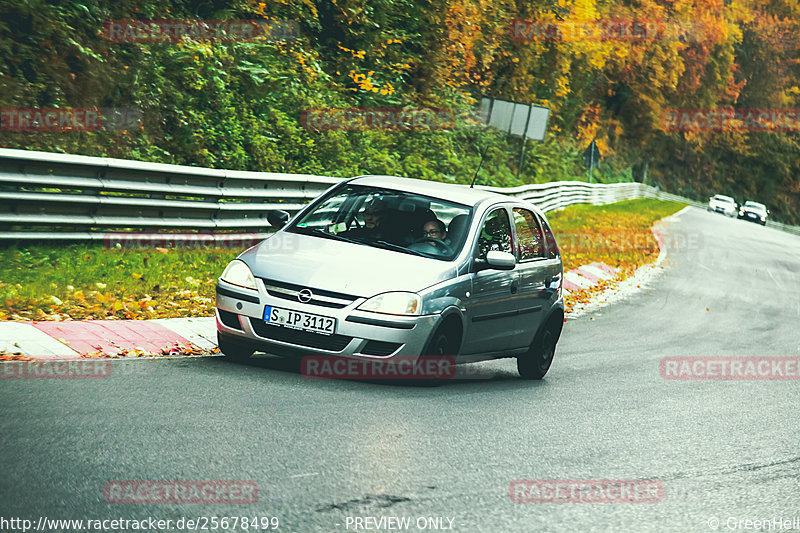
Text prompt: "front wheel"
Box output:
[[517, 325, 559, 380], [423, 327, 457, 357], [218, 332, 255, 361]]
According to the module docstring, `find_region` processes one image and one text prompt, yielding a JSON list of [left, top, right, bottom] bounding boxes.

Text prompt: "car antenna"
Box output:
[[470, 145, 489, 188]]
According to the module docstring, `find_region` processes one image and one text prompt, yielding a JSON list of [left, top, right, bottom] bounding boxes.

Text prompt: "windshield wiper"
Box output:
[[293, 228, 428, 257], [293, 226, 367, 246], [372, 240, 427, 257]]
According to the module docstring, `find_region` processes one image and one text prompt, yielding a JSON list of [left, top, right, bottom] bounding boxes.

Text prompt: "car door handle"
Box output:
[[510, 280, 519, 294]]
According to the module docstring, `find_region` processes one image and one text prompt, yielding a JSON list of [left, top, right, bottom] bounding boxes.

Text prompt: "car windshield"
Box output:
[[713, 195, 734, 203], [745, 202, 766, 211], [287, 184, 472, 261]]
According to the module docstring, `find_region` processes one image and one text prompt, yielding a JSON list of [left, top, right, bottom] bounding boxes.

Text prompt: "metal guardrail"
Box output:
[[0, 148, 339, 240], [477, 181, 707, 213], [1, 147, 798, 240], [765, 219, 800, 236]]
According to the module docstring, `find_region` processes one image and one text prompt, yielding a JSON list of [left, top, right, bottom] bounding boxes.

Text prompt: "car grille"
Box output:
[[259, 278, 359, 309], [249, 318, 352, 352]]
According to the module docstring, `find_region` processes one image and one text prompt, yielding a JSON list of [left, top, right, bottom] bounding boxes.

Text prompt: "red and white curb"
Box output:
[[0, 317, 217, 360], [562, 262, 619, 295]]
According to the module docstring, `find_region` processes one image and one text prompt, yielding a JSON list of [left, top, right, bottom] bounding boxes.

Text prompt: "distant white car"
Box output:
[[707, 194, 737, 217]]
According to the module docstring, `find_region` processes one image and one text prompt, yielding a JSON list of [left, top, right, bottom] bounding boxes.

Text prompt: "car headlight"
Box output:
[[357, 292, 421, 316], [760, 216, 766, 220], [220, 260, 257, 290]]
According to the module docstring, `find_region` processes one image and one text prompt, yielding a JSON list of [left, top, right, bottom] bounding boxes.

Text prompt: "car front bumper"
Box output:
[[739, 212, 766, 224], [710, 205, 735, 216], [215, 280, 440, 360]]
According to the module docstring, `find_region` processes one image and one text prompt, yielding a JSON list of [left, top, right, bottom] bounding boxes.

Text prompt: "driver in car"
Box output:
[[422, 219, 447, 241], [408, 218, 452, 255]]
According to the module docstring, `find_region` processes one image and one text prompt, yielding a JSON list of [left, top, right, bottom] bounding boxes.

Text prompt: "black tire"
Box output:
[[414, 325, 458, 384], [517, 323, 559, 380], [422, 322, 460, 357], [218, 332, 255, 361]]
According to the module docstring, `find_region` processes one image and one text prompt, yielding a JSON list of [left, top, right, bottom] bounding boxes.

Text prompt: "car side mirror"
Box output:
[[476, 250, 516, 271], [487, 250, 517, 270], [267, 209, 290, 229]]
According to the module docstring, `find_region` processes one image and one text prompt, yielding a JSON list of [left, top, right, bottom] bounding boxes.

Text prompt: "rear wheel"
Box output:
[[218, 333, 255, 361], [517, 321, 560, 380]]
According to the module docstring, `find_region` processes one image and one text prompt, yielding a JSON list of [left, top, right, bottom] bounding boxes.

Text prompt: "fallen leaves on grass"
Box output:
[[0, 245, 237, 321], [2, 287, 217, 321], [82, 342, 219, 359]]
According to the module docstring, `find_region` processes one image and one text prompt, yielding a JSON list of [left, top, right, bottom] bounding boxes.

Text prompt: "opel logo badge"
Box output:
[[298, 288, 313, 303]]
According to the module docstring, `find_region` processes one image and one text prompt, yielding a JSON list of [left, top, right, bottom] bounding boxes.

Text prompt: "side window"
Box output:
[[538, 214, 559, 259], [476, 208, 512, 260], [512, 208, 544, 260]]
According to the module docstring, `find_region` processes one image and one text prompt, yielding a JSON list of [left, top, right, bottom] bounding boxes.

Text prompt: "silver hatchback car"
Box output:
[[215, 176, 564, 379]]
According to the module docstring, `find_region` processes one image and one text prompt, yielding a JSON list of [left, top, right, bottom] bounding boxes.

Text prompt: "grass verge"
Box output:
[[0, 199, 687, 321], [0, 246, 238, 320], [547, 198, 688, 313]]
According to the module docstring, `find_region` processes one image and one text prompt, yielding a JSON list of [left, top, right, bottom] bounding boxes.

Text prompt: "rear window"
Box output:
[[512, 208, 545, 260], [538, 214, 559, 260]]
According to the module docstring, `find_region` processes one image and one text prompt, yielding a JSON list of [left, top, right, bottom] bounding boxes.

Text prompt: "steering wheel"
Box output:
[[411, 237, 453, 255]]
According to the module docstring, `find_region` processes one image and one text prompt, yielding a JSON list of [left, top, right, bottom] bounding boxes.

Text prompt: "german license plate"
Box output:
[[263, 306, 336, 335]]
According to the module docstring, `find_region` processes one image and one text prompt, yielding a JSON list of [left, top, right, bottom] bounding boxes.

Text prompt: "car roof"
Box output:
[[713, 194, 734, 201], [348, 175, 520, 207]]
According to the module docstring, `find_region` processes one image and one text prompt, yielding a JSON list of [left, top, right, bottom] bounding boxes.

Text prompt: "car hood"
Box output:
[[238, 231, 457, 297]]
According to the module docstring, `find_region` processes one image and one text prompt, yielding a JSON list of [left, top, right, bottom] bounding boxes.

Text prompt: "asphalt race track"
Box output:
[[1, 207, 799, 532]]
